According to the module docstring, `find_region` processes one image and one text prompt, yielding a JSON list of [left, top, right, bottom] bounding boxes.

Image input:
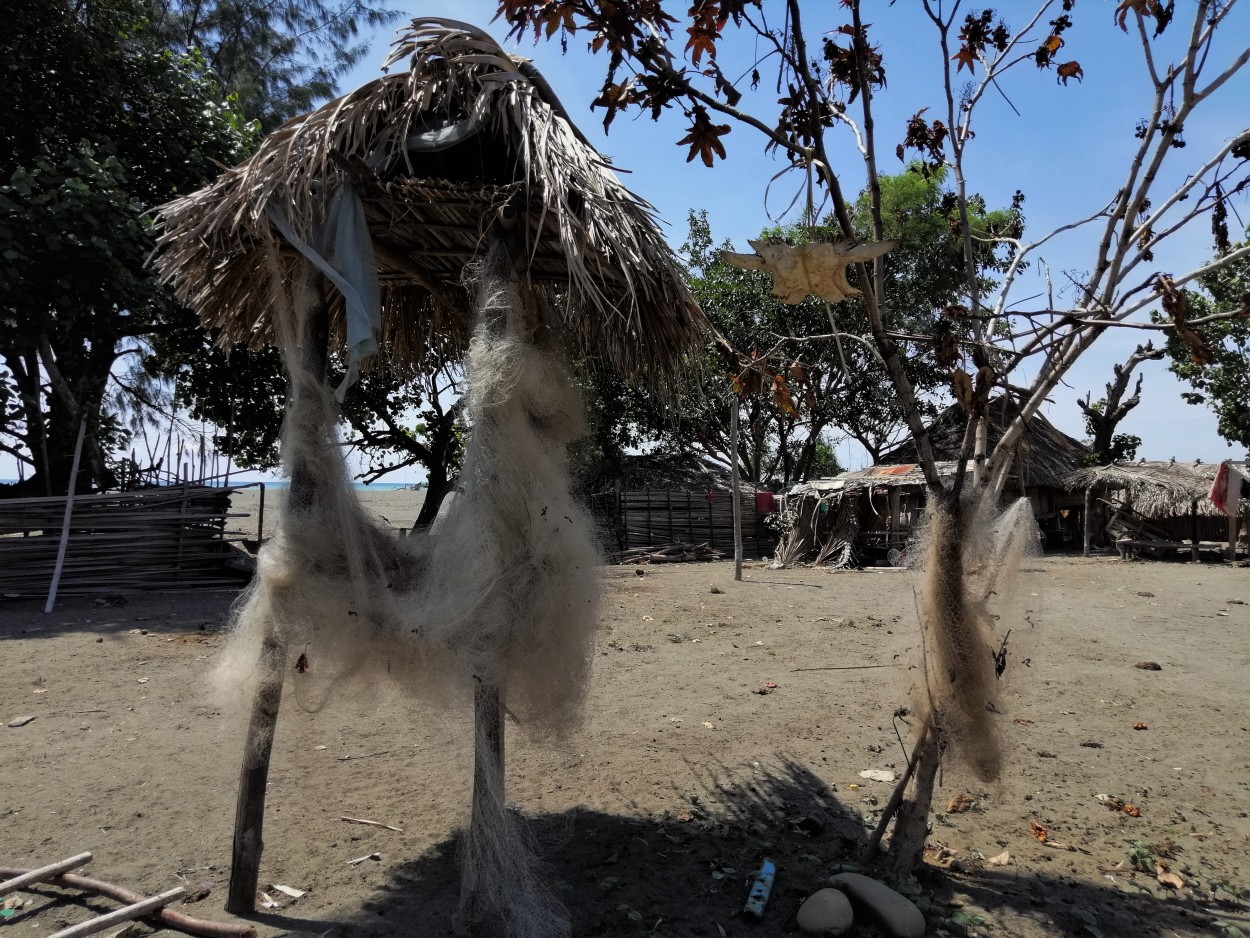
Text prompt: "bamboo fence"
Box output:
[[0, 485, 254, 595], [590, 488, 777, 561]]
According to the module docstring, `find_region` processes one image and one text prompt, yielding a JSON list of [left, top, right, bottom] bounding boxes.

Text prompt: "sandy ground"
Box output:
[[223, 486, 427, 544], [3, 490, 1250, 938]]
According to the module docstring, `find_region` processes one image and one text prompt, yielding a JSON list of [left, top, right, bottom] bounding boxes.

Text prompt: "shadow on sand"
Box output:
[[235, 756, 1248, 938]]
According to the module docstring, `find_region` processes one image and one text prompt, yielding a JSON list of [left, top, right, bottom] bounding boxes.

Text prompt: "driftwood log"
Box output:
[[616, 542, 725, 564], [0, 867, 254, 938]]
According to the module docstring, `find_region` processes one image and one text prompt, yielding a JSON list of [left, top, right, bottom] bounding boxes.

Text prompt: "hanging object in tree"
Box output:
[[721, 238, 897, 305]]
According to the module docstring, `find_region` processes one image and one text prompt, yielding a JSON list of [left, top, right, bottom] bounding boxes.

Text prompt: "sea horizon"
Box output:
[[0, 478, 422, 492]]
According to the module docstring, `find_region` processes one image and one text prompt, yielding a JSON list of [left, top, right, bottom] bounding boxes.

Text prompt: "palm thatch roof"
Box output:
[[1065, 460, 1246, 518], [152, 18, 708, 383], [787, 461, 965, 498], [882, 396, 1089, 489]]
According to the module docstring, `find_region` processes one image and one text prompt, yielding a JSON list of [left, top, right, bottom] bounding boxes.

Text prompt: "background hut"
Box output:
[[882, 397, 1090, 542], [1066, 460, 1248, 560], [777, 463, 946, 568], [777, 398, 1090, 567]]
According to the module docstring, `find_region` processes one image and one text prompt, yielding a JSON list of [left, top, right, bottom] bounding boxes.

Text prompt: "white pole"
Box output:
[[731, 399, 743, 582], [45, 420, 87, 613]]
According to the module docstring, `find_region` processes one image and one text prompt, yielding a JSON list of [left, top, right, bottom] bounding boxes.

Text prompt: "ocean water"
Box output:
[[244, 480, 419, 491], [0, 478, 422, 492]]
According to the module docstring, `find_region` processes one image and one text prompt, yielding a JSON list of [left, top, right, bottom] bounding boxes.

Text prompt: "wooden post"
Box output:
[[1083, 486, 1093, 557], [1190, 498, 1200, 563], [256, 483, 266, 545], [731, 400, 742, 581], [44, 419, 87, 613], [460, 210, 525, 930], [470, 680, 504, 860], [226, 295, 329, 914], [1229, 515, 1239, 563], [645, 488, 652, 545]]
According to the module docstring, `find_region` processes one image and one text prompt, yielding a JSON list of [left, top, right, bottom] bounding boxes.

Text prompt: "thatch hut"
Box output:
[[882, 398, 1089, 511], [154, 17, 710, 384], [1065, 460, 1247, 560], [776, 399, 1090, 567], [151, 19, 717, 926]]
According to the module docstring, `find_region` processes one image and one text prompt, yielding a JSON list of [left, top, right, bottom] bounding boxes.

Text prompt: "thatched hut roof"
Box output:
[[787, 461, 964, 498], [1065, 460, 1246, 518], [153, 18, 708, 383], [882, 397, 1089, 489]]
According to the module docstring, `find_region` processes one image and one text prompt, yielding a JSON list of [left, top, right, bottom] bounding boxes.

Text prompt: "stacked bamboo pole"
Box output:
[[0, 487, 253, 594]]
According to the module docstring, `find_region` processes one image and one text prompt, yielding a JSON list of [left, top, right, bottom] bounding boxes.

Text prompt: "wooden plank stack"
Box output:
[[0, 485, 252, 595]]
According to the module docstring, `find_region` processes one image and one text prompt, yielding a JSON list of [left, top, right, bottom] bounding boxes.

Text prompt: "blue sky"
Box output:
[[327, 0, 1249, 475], [9, 1, 1245, 486]]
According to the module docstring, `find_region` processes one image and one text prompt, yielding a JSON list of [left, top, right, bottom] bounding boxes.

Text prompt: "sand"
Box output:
[[3, 489, 1249, 937], [224, 485, 428, 543]]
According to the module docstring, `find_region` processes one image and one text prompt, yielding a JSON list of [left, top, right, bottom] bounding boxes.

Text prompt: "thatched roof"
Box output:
[[787, 461, 966, 498], [153, 18, 708, 383], [882, 397, 1089, 489], [1065, 460, 1247, 517]]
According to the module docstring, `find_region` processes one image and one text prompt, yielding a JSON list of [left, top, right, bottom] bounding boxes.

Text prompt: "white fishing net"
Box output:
[[218, 243, 599, 936]]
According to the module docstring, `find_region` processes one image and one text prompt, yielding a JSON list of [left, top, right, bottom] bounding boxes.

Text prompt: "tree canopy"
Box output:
[[151, 0, 401, 127], [1, 0, 414, 496], [1164, 240, 1250, 454], [0, 0, 255, 494]]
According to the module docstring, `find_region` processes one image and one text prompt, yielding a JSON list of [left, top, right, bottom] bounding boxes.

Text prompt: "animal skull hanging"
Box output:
[[721, 238, 897, 304]]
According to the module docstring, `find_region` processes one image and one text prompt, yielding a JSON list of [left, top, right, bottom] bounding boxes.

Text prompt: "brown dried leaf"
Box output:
[[1157, 869, 1184, 888], [1133, 722, 1149, 730], [1029, 820, 1050, 842], [1056, 61, 1084, 85], [952, 369, 974, 413], [947, 792, 975, 814], [676, 106, 731, 167], [951, 44, 977, 73]]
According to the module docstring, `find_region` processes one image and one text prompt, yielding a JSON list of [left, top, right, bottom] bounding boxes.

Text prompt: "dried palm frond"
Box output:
[[1066, 460, 1246, 517], [152, 18, 708, 386]]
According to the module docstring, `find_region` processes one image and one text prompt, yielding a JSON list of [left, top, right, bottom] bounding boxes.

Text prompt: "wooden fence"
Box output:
[[588, 488, 778, 560], [0, 485, 255, 596]]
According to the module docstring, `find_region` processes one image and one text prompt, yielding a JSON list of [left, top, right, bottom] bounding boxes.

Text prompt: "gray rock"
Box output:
[[796, 888, 853, 936], [827, 872, 925, 938]]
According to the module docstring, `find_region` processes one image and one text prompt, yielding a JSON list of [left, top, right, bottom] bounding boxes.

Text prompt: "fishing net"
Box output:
[[217, 241, 599, 936], [910, 494, 1039, 782]]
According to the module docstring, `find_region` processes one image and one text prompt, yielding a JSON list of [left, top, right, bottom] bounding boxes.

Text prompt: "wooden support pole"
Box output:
[[1190, 498, 1200, 563], [471, 681, 505, 826], [225, 630, 287, 914], [226, 293, 330, 915], [1229, 514, 1239, 563], [731, 400, 743, 582], [44, 420, 87, 613], [1083, 486, 1093, 557]]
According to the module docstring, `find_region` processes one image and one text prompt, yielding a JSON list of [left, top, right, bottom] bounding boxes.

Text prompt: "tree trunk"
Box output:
[[415, 462, 452, 528], [886, 726, 943, 876]]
